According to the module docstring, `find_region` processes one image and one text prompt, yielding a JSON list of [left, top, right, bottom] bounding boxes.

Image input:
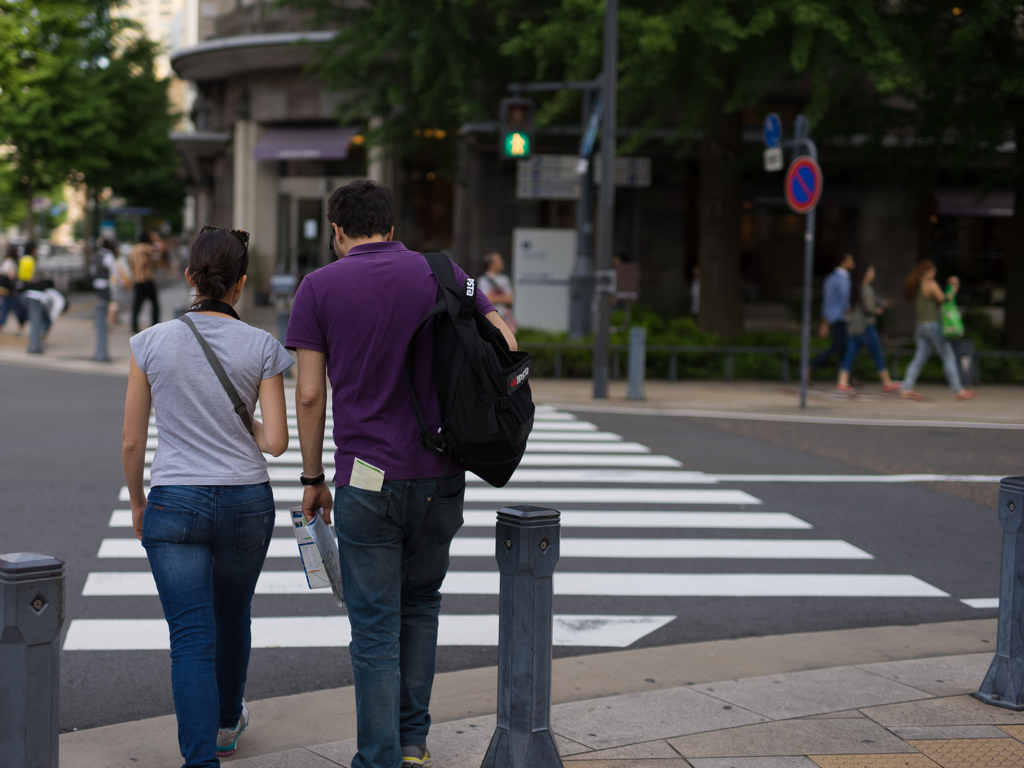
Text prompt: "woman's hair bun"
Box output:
[[187, 229, 248, 300]]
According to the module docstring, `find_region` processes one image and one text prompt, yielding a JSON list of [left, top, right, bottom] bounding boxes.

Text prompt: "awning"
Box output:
[[935, 189, 1014, 218], [170, 131, 231, 185], [254, 127, 360, 161]]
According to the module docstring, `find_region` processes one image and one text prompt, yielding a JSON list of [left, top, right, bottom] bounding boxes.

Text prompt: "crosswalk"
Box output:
[[64, 398, 953, 653]]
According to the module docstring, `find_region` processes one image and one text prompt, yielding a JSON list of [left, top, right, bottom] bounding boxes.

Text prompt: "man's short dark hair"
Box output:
[[327, 180, 394, 239]]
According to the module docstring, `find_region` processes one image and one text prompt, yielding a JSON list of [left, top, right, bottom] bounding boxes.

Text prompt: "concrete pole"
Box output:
[[977, 476, 1024, 710], [93, 301, 111, 362], [627, 325, 646, 400], [0, 553, 66, 768], [480, 505, 563, 768], [593, 0, 617, 399], [26, 298, 43, 354]]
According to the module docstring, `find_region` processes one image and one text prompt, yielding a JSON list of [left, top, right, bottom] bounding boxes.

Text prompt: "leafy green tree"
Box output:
[[0, 0, 109, 233], [870, 3, 1024, 348], [504, 0, 905, 337]]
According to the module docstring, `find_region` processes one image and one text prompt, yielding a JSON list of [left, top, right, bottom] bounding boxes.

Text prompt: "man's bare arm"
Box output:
[[295, 348, 334, 522], [485, 310, 517, 352]]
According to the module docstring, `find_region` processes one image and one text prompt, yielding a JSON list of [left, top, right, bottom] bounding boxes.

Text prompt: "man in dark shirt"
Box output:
[[287, 180, 516, 768]]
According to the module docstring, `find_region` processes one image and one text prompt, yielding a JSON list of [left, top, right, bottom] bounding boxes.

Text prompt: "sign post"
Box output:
[[783, 115, 823, 411]]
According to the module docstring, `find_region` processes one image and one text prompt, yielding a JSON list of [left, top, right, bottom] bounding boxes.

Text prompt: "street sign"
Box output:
[[763, 113, 781, 149], [763, 147, 783, 172], [784, 156, 823, 214], [516, 155, 651, 199]]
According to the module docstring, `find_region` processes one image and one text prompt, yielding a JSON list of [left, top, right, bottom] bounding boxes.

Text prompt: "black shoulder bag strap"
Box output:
[[179, 315, 254, 435]]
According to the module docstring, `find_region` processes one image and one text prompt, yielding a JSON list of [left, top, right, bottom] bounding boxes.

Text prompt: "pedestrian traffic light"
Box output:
[[499, 97, 534, 159]]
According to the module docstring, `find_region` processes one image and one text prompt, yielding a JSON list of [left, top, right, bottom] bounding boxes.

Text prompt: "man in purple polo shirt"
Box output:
[[286, 180, 515, 768]]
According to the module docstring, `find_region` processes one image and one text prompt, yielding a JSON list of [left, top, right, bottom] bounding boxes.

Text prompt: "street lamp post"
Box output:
[[593, 0, 618, 399]]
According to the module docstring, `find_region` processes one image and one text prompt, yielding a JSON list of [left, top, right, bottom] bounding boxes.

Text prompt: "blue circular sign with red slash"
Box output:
[[784, 156, 823, 214]]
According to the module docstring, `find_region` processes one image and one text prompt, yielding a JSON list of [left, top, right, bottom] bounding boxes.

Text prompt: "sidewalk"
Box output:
[[62, 618, 1024, 768]]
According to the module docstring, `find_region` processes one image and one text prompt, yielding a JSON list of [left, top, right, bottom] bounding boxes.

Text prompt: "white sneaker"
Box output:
[[217, 700, 249, 757]]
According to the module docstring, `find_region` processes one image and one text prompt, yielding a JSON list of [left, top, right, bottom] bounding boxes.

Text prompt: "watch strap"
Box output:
[[300, 470, 326, 486]]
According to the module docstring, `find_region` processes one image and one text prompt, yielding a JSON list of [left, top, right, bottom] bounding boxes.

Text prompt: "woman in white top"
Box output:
[[122, 227, 293, 767]]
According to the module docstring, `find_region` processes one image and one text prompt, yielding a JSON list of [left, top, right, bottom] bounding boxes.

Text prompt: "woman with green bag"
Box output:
[[899, 259, 975, 401]]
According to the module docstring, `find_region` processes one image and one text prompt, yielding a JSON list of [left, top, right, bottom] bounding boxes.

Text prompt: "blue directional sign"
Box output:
[[763, 113, 781, 149]]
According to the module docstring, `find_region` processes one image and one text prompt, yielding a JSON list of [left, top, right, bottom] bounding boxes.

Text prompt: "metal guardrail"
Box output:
[[520, 341, 1024, 384]]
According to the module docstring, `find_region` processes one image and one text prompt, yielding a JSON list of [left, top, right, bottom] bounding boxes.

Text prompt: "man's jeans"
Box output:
[[336, 473, 466, 768], [811, 320, 848, 370], [143, 483, 276, 768]]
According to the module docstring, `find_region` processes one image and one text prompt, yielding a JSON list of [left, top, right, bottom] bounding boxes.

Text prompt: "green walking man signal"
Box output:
[[499, 97, 534, 159]]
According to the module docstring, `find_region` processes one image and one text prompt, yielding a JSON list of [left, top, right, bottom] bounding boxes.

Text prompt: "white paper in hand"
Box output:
[[290, 507, 344, 606], [350, 458, 385, 491]]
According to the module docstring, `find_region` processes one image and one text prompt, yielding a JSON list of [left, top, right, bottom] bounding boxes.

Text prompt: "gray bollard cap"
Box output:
[[0, 553, 65, 580], [497, 505, 560, 524]]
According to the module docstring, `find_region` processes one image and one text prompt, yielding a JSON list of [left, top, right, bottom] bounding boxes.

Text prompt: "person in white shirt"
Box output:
[[477, 252, 517, 332]]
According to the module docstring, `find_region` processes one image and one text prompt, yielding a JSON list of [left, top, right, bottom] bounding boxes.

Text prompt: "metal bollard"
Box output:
[[93, 301, 111, 362], [627, 326, 646, 400], [0, 553, 65, 768], [669, 351, 677, 381], [481, 506, 563, 768], [726, 352, 734, 381], [26, 298, 43, 354], [977, 477, 1024, 710]]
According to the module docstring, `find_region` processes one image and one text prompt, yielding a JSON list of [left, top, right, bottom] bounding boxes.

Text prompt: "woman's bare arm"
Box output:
[[485, 309, 517, 351], [123, 355, 152, 540], [253, 373, 288, 456]]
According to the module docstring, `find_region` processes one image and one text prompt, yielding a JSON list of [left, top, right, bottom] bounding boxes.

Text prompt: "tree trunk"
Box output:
[[1007, 111, 1024, 350], [697, 106, 744, 338], [24, 177, 34, 238]]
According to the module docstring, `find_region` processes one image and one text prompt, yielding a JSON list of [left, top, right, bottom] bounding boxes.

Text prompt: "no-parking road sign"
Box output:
[[784, 156, 823, 214]]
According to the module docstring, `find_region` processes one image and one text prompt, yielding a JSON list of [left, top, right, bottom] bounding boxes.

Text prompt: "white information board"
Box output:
[[512, 228, 577, 333]]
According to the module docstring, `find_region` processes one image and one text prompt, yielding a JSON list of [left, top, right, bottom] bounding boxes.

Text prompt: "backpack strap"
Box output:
[[179, 315, 254, 436], [424, 251, 475, 322]]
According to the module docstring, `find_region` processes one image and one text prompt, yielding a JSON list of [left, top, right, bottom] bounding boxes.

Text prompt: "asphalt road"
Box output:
[[0, 362, 1014, 732]]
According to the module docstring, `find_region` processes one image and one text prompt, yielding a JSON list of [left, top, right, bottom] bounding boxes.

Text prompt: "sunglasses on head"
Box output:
[[200, 225, 249, 254]]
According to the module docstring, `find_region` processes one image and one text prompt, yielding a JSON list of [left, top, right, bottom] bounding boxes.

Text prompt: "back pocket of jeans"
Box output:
[[337, 486, 391, 544], [142, 505, 198, 544], [426, 485, 466, 547], [236, 510, 275, 553]]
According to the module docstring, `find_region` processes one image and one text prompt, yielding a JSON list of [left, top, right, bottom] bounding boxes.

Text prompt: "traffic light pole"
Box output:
[[593, 0, 618, 399]]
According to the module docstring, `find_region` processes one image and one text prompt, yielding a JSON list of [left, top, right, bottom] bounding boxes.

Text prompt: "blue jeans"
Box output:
[[811, 320, 848, 370], [902, 321, 962, 392], [142, 483, 276, 768], [0, 293, 20, 328], [840, 325, 887, 374], [336, 473, 466, 768]]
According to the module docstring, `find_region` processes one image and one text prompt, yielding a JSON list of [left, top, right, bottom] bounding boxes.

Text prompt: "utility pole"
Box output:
[[593, 0, 617, 399]]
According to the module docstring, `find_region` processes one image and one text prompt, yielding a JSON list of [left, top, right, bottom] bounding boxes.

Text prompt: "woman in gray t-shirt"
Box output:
[[122, 228, 293, 766]]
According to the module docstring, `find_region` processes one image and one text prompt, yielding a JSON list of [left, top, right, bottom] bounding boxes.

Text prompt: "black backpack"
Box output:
[[405, 252, 535, 488]]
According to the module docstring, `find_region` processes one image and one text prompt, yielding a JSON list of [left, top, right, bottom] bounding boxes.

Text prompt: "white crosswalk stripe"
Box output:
[[71, 396, 952, 652]]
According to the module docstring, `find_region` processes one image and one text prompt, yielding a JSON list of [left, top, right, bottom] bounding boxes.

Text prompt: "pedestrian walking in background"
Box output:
[[121, 227, 293, 768], [287, 180, 516, 768], [109, 244, 133, 325], [478, 251, 517, 332], [91, 238, 117, 305], [0, 244, 21, 333], [810, 253, 854, 375], [130, 232, 160, 333], [899, 259, 976, 401], [17, 241, 36, 282], [836, 264, 900, 393]]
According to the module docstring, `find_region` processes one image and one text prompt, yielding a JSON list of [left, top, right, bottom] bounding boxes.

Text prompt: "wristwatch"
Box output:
[[300, 470, 326, 486]]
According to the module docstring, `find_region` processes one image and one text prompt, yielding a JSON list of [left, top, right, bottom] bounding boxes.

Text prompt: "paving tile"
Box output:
[[557, 761, 691, 767], [689, 758, 820, 768], [889, 726, 1010, 740], [999, 724, 1024, 740], [558, 733, 596, 756], [860, 695, 1024, 727], [907, 737, 1024, 767], [808, 756, 938, 768], [229, 747, 344, 768], [552, 687, 769, 749], [564, 740, 682, 760], [669, 719, 914, 758], [856, 654, 991, 697], [804, 711, 867, 720], [693, 667, 930, 720]]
